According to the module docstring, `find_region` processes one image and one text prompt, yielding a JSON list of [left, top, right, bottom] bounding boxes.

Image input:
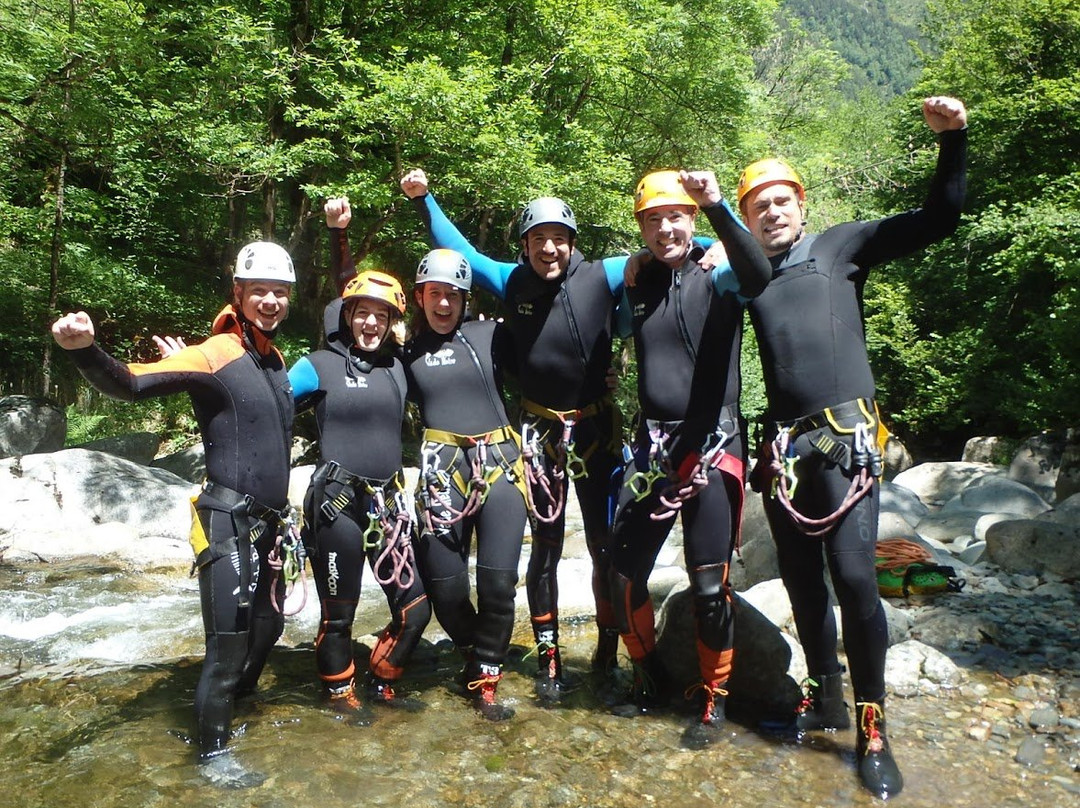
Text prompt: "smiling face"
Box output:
[[415, 281, 465, 335], [347, 298, 392, 352], [742, 182, 806, 257], [522, 223, 574, 280], [235, 280, 291, 332], [637, 204, 697, 268]]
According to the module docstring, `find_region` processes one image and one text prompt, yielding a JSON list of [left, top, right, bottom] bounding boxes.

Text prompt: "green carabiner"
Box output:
[[565, 443, 588, 481], [363, 513, 385, 550]]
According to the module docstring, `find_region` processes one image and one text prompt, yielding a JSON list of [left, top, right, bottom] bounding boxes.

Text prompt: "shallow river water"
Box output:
[[0, 561, 1075, 808]]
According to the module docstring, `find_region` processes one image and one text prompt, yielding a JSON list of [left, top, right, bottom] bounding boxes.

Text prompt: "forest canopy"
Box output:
[[1, 0, 1078, 457]]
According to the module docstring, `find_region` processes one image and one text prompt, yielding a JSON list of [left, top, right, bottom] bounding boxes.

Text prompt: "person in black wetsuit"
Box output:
[[742, 96, 967, 799], [404, 248, 528, 721], [51, 242, 297, 788], [398, 168, 630, 702], [289, 267, 430, 720], [609, 170, 770, 747]]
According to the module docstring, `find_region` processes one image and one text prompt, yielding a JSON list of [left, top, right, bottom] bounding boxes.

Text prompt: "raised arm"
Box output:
[[52, 311, 210, 402], [681, 171, 770, 299], [401, 168, 514, 299], [325, 196, 358, 295]]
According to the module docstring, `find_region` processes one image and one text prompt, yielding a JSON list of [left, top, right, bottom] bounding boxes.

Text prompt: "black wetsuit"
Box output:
[[65, 305, 293, 762], [611, 201, 771, 690], [410, 193, 627, 665], [749, 128, 967, 705], [404, 321, 526, 672], [290, 299, 430, 691]]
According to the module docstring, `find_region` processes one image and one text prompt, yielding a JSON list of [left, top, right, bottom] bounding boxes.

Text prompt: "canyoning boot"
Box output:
[[590, 628, 626, 705], [465, 662, 515, 722], [681, 681, 730, 750], [610, 652, 672, 717], [533, 638, 580, 706], [197, 749, 266, 790], [326, 678, 374, 727], [365, 672, 425, 713], [796, 671, 851, 732], [855, 701, 904, 799], [591, 627, 621, 674]]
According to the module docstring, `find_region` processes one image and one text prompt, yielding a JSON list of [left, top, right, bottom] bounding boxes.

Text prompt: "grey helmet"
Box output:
[[415, 248, 472, 292], [234, 241, 296, 283], [518, 197, 577, 239]]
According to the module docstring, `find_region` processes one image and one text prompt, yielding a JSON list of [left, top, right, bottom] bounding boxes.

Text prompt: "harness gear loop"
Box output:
[[362, 486, 387, 551], [373, 487, 417, 589], [267, 506, 309, 616], [650, 424, 731, 521], [625, 424, 670, 501], [418, 430, 522, 531]]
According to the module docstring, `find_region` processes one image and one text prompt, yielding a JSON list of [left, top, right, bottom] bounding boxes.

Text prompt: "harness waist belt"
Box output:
[[323, 460, 398, 491], [422, 425, 518, 448], [201, 480, 287, 523], [520, 396, 609, 423], [781, 398, 878, 438]]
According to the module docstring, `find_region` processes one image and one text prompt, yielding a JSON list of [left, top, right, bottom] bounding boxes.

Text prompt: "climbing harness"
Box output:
[[417, 427, 523, 532], [312, 462, 418, 590], [519, 398, 605, 523], [624, 419, 733, 521], [766, 399, 884, 537]]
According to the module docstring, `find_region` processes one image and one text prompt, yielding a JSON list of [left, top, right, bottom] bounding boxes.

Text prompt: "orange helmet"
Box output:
[[633, 170, 697, 216], [342, 270, 407, 315], [735, 159, 805, 211]]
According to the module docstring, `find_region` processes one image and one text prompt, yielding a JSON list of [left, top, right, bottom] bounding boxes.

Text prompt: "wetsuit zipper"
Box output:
[[672, 269, 698, 365]]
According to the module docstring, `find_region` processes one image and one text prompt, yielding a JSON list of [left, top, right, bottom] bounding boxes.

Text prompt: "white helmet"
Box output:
[[234, 241, 296, 283], [415, 249, 472, 292]]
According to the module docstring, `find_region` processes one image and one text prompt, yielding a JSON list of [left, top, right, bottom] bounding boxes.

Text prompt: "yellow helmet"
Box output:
[[342, 270, 407, 315], [633, 170, 697, 216], [736, 159, 805, 211]]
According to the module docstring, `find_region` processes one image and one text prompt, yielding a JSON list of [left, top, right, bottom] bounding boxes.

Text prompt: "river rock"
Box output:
[[1009, 431, 1065, 504], [884, 639, 965, 696], [939, 475, 1051, 518], [151, 443, 206, 483], [985, 519, 1080, 577], [655, 582, 801, 715], [963, 436, 1007, 464], [883, 435, 913, 480], [1015, 735, 1047, 766], [880, 480, 930, 526], [914, 509, 982, 543], [892, 462, 1004, 508], [0, 396, 67, 459], [75, 431, 161, 465], [1036, 493, 1080, 525], [0, 448, 194, 564]]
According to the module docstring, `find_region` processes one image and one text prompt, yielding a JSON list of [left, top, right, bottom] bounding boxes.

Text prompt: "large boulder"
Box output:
[[0, 449, 194, 564], [892, 462, 1004, 509], [984, 519, 1080, 578], [1008, 431, 1065, 504], [655, 582, 802, 717], [882, 436, 914, 480], [0, 396, 66, 459], [76, 431, 161, 465], [880, 480, 930, 526], [962, 436, 1006, 464], [151, 443, 206, 483], [938, 475, 1051, 518]]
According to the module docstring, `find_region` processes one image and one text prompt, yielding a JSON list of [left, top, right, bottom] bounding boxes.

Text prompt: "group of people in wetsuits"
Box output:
[[52, 94, 967, 799]]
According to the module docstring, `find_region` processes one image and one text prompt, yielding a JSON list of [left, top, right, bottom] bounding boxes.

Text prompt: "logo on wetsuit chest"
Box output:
[[633, 302, 646, 318], [345, 375, 368, 389], [424, 347, 457, 367], [517, 302, 534, 316]]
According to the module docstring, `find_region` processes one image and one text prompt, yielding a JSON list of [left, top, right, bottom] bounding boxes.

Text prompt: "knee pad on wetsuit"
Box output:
[[425, 572, 476, 647], [689, 563, 734, 649]]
